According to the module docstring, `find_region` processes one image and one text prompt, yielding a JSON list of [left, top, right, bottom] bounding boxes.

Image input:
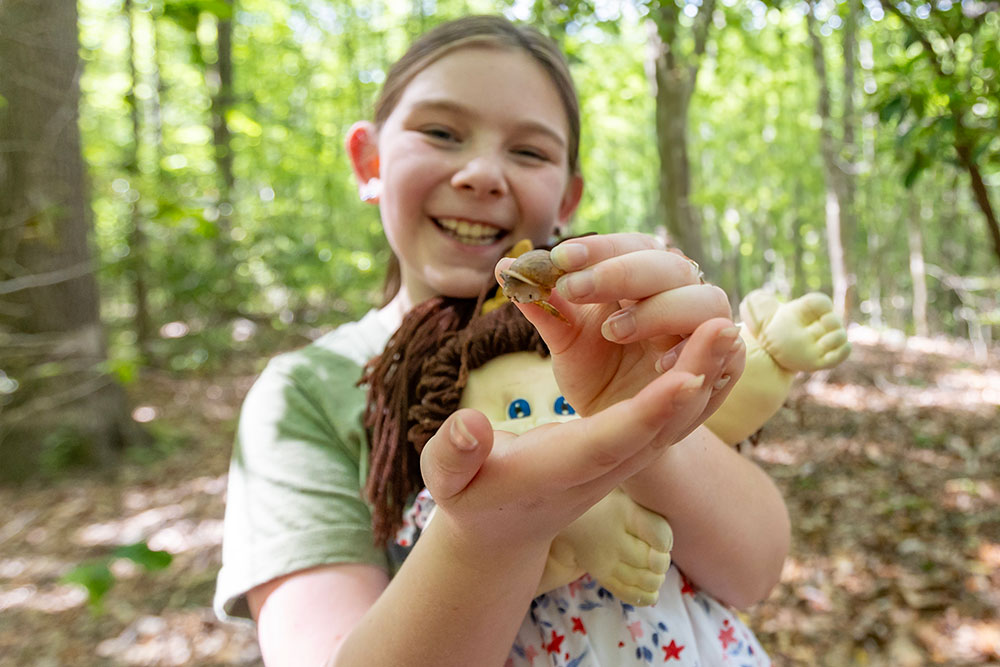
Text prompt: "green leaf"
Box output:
[[113, 542, 173, 571], [61, 562, 115, 609]]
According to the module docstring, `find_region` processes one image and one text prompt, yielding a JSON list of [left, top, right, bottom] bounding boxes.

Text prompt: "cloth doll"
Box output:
[[362, 298, 775, 665]]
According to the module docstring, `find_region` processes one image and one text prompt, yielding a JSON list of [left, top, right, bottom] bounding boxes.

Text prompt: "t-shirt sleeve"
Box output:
[[214, 346, 387, 623]]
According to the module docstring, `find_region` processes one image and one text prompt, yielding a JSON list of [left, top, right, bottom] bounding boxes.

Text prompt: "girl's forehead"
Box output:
[[390, 46, 570, 135]]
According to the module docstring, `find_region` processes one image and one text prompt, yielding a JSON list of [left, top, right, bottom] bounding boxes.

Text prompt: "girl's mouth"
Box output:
[[434, 218, 505, 246]]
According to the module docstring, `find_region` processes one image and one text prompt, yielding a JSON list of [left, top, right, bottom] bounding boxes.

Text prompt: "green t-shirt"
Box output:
[[214, 308, 397, 622]]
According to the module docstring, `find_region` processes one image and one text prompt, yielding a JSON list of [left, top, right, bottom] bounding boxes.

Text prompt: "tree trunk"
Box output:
[[647, 0, 716, 276], [209, 0, 235, 233], [906, 199, 929, 337], [125, 0, 152, 360], [807, 3, 852, 324], [0, 0, 145, 481]]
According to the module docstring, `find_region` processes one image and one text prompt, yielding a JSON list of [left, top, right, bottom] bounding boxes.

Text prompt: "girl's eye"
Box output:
[[507, 398, 532, 420], [514, 148, 548, 161], [422, 127, 457, 141], [553, 396, 575, 416]]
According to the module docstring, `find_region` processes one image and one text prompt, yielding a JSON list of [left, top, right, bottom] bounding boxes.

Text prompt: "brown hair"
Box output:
[[373, 15, 582, 305], [361, 298, 548, 546]]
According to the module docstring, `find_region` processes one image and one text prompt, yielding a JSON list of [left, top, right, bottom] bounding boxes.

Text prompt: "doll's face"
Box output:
[[458, 351, 578, 434]]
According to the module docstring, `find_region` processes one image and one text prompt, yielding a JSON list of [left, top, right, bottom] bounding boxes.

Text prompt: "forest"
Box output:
[[0, 0, 998, 665]]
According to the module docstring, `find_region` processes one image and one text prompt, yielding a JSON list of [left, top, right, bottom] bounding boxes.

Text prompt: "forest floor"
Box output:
[[1, 327, 998, 666]]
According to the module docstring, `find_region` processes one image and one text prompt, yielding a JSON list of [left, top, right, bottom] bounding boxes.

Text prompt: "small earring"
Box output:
[[360, 177, 381, 202], [549, 225, 566, 246]]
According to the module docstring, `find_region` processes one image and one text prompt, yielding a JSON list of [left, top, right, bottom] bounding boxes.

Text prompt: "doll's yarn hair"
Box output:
[[361, 298, 548, 546]]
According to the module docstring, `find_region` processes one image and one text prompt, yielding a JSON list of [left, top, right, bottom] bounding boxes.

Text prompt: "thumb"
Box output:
[[420, 409, 494, 503]]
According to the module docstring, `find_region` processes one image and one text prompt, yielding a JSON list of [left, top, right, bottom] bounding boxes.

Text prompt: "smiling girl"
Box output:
[[214, 15, 788, 667]]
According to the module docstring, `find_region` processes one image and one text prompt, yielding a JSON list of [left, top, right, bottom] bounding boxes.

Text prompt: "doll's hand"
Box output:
[[705, 290, 851, 444], [539, 488, 672, 605], [741, 290, 850, 372], [496, 234, 744, 443]]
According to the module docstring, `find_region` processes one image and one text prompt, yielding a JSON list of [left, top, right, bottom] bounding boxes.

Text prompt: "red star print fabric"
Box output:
[[508, 568, 770, 666], [402, 490, 770, 666]]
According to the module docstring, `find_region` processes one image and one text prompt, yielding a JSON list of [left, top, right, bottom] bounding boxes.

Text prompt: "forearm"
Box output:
[[333, 512, 550, 667], [620, 426, 790, 609]]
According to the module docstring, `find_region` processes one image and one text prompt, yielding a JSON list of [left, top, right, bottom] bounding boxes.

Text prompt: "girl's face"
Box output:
[[458, 351, 578, 434], [368, 46, 582, 304]]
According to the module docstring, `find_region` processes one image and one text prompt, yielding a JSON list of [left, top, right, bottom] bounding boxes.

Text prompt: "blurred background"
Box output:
[[0, 0, 997, 665]]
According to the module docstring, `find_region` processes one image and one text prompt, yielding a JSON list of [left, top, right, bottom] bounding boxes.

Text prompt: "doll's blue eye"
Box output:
[[507, 398, 531, 420], [554, 396, 575, 416]]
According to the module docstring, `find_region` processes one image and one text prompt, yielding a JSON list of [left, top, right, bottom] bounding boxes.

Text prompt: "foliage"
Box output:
[[61, 542, 173, 612], [73, 0, 999, 376]]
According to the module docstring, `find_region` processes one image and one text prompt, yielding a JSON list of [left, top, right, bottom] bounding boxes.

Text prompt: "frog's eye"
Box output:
[[507, 398, 532, 420], [554, 396, 575, 416]]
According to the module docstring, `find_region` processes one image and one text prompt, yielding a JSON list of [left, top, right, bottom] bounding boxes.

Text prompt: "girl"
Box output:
[[364, 298, 770, 665], [214, 15, 789, 667]]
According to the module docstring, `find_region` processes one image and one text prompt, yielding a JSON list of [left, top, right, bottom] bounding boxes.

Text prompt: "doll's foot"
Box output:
[[740, 290, 850, 373]]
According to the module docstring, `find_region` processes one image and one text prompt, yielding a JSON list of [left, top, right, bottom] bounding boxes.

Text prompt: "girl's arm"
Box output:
[[621, 425, 790, 609], [250, 337, 723, 667]]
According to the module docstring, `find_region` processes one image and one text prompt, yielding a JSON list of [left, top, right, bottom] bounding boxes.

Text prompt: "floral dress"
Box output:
[[398, 490, 771, 667]]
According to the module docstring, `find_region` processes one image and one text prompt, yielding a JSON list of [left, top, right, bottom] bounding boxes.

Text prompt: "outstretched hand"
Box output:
[[419, 315, 742, 554], [496, 233, 744, 441]]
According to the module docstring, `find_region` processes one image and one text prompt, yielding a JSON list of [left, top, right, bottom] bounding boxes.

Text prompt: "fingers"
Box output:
[[599, 283, 732, 344], [554, 248, 703, 303], [654, 318, 747, 428], [604, 567, 667, 606], [625, 500, 674, 555], [420, 409, 494, 503], [549, 233, 667, 272], [519, 365, 709, 490]]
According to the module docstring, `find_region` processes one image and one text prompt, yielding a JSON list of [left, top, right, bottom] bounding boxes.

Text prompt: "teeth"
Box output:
[[436, 218, 502, 246]]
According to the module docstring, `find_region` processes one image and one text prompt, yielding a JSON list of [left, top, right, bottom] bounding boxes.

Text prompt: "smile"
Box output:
[[434, 218, 505, 246]]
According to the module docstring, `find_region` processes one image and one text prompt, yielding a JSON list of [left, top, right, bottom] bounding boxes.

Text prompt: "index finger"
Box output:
[[549, 233, 666, 272]]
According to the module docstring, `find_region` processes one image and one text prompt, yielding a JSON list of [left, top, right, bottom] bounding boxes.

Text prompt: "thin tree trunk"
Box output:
[[125, 0, 152, 360], [906, 199, 929, 337], [647, 0, 716, 275], [209, 0, 235, 233], [807, 3, 851, 323]]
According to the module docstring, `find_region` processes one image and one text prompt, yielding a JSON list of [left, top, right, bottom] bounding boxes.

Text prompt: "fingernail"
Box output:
[[654, 348, 680, 374], [678, 374, 705, 398], [450, 415, 478, 451], [713, 326, 740, 354], [729, 332, 745, 355], [602, 310, 636, 342], [558, 270, 595, 300], [713, 374, 732, 391], [550, 242, 588, 270]]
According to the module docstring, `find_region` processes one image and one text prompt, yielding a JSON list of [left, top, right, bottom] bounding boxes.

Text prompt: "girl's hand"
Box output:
[[496, 233, 744, 440], [417, 333, 720, 552]]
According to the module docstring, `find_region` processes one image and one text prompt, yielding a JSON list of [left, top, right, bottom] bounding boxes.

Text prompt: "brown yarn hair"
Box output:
[[372, 15, 582, 305], [361, 298, 549, 546]]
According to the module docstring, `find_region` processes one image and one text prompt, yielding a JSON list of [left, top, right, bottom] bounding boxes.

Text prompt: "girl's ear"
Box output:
[[346, 121, 381, 204], [557, 174, 584, 222]]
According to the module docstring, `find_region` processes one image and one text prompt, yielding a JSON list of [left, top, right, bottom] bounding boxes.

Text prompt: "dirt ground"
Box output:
[[1, 327, 998, 666]]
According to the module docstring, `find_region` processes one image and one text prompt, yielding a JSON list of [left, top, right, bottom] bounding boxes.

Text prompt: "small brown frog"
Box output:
[[500, 249, 569, 323]]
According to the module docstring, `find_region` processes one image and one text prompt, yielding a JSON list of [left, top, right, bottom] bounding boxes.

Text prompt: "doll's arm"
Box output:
[[704, 290, 850, 445], [535, 488, 673, 606]]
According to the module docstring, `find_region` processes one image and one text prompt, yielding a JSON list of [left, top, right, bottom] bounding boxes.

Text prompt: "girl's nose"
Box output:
[[451, 155, 508, 198]]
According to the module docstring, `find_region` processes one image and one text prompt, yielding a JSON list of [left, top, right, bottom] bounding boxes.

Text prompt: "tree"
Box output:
[[874, 0, 1000, 268], [806, 0, 859, 323], [0, 0, 145, 480], [647, 0, 718, 274]]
